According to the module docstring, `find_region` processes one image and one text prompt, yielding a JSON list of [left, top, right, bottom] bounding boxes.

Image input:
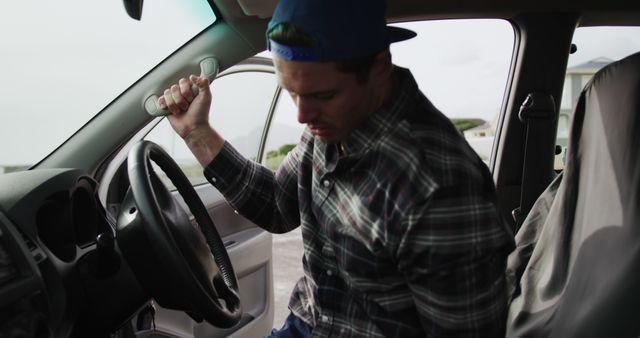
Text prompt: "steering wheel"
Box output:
[[116, 140, 241, 328]]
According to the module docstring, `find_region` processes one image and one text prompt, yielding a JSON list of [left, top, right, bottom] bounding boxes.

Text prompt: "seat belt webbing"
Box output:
[[512, 92, 556, 232]]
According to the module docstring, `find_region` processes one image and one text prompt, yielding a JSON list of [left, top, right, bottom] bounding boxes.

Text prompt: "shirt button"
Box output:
[[234, 210, 239, 215], [323, 179, 330, 187], [326, 269, 333, 276], [210, 177, 217, 183], [321, 315, 330, 322]]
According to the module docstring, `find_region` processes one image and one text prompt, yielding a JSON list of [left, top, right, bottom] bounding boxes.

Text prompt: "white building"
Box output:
[[557, 57, 612, 145]]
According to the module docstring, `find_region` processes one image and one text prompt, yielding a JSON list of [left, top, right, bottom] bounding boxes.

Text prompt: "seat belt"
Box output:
[[512, 92, 556, 232]]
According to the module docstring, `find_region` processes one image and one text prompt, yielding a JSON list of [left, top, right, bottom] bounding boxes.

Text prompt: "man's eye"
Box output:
[[314, 92, 336, 100]]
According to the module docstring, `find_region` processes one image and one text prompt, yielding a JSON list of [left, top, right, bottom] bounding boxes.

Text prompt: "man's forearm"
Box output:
[[184, 125, 226, 167]]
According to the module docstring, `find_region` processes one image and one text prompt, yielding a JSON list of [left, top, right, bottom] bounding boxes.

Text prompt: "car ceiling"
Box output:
[[218, 0, 640, 25], [208, 0, 640, 66]]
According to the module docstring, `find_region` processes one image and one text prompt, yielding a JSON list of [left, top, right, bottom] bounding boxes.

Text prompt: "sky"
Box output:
[[1, 1, 639, 167], [0, 0, 215, 166]]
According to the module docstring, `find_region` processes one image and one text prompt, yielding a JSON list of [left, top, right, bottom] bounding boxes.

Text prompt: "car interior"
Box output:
[[0, 0, 638, 337]]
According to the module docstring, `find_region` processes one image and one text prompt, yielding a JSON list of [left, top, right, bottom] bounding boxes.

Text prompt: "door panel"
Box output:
[[194, 185, 274, 337], [193, 186, 257, 238], [140, 187, 274, 337], [153, 186, 274, 337]]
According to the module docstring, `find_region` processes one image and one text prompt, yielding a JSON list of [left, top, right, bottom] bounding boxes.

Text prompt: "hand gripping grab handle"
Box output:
[[144, 57, 220, 117]]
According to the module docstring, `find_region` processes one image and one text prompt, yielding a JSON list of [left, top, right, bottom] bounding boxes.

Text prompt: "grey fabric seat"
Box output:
[[506, 52, 640, 337]]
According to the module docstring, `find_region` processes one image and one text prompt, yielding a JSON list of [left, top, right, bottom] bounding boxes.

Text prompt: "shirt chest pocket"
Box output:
[[321, 228, 401, 293]]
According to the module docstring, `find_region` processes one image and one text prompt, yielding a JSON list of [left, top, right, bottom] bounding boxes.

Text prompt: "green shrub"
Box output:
[[450, 118, 485, 132]]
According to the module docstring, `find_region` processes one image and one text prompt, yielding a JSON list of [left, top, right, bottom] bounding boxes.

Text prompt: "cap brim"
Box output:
[[387, 26, 417, 43]]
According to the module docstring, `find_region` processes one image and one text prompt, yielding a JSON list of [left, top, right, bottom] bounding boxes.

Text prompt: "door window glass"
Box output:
[[390, 19, 514, 164], [262, 89, 306, 170]]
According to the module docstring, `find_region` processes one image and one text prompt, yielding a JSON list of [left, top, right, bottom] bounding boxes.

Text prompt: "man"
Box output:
[[159, 0, 514, 336]]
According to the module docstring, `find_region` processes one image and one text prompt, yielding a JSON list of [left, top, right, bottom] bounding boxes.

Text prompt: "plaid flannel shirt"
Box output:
[[204, 67, 514, 337]]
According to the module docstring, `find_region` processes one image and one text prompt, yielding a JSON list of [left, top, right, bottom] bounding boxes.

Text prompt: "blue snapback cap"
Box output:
[[267, 0, 416, 62]]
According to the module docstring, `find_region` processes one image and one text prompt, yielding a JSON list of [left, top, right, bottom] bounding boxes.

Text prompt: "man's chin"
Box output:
[[313, 133, 344, 145], [315, 136, 337, 144]]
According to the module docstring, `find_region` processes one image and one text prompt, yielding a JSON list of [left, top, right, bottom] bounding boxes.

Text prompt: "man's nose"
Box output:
[[296, 97, 317, 124]]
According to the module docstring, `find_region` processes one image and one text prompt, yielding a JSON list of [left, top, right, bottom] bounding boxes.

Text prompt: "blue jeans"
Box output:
[[264, 312, 312, 338]]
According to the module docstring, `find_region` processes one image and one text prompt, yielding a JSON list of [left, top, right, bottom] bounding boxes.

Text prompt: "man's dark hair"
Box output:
[[267, 22, 379, 84]]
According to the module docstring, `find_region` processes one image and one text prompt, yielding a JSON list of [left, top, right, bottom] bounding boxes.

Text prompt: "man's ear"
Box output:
[[370, 48, 393, 81]]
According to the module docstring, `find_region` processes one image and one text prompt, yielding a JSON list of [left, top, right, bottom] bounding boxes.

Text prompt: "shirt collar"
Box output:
[[341, 66, 419, 156]]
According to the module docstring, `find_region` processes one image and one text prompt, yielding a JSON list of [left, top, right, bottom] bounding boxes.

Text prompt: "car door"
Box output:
[[101, 57, 279, 337]]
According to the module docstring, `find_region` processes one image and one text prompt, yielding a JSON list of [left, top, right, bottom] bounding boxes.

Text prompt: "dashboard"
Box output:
[[0, 169, 146, 337]]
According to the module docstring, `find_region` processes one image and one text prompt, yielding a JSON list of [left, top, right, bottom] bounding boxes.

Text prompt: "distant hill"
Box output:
[[0, 165, 30, 174]]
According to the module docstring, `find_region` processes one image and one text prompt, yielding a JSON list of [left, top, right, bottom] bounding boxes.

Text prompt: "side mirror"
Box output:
[[123, 0, 143, 21]]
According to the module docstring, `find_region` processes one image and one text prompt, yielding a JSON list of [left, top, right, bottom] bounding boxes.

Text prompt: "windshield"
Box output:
[[0, 0, 216, 174]]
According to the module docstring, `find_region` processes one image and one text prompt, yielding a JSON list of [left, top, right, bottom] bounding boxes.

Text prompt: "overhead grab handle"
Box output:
[[144, 57, 220, 117]]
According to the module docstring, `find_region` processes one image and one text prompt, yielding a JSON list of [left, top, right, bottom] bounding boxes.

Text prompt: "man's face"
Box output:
[[274, 58, 379, 144]]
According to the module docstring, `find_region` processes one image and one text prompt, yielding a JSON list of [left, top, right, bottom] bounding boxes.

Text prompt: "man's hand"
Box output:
[[158, 75, 225, 167], [158, 75, 212, 140]]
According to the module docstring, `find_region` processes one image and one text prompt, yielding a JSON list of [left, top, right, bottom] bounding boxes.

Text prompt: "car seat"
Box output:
[[505, 51, 640, 337]]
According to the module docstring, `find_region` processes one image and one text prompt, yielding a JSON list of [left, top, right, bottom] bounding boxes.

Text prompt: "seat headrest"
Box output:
[[567, 51, 640, 196]]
